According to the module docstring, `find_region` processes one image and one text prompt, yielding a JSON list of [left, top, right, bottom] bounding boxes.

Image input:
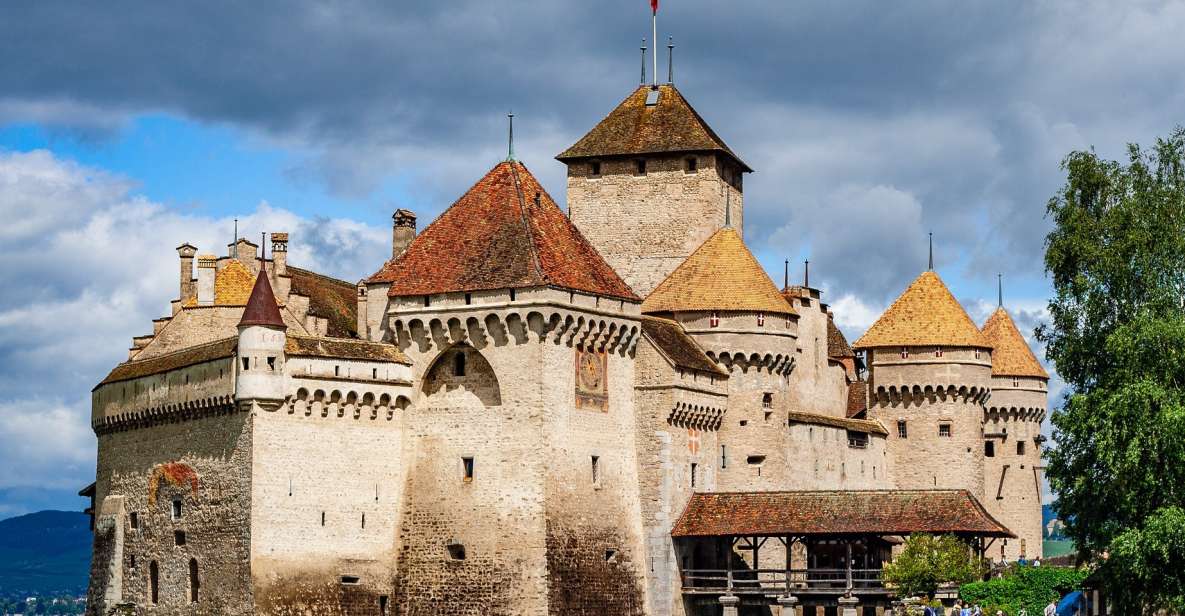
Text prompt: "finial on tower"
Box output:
[[928, 232, 934, 271], [724, 189, 731, 227], [260, 232, 266, 260], [640, 39, 647, 85], [998, 273, 1003, 307], [667, 36, 674, 83], [506, 112, 515, 161], [650, 0, 659, 88], [804, 260, 810, 288], [784, 259, 789, 289]]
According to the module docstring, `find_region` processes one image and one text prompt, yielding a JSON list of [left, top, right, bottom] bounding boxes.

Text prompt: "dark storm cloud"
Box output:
[[3, 0, 1184, 302]]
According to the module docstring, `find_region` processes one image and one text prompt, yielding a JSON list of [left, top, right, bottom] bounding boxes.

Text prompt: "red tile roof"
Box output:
[[641, 316, 727, 376], [846, 381, 869, 418], [981, 307, 1048, 378], [671, 490, 1014, 538], [828, 318, 855, 358], [288, 266, 357, 338], [369, 161, 638, 302], [239, 271, 285, 329]]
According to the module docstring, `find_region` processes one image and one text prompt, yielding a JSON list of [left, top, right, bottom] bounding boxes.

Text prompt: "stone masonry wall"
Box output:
[[567, 153, 743, 297], [983, 376, 1046, 561]]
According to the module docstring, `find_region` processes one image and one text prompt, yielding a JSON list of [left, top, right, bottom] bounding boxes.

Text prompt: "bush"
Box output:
[[959, 566, 1088, 616], [882, 534, 988, 598]]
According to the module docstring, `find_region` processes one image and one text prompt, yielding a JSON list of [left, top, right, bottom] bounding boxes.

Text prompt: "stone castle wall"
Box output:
[[567, 153, 743, 297], [983, 376, 1046, 561]]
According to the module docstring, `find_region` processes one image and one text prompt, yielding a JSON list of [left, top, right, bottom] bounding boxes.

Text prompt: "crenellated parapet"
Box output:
[[92, 394, 236, 434], [871, 383, 991, 407], [706, 350, 795, 376]]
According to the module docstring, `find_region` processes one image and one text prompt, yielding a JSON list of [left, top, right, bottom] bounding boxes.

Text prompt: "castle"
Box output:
[[83, 77, 1048, 616]]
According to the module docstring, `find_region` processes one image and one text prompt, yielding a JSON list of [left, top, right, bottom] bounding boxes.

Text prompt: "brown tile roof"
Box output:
[[643, 228, 795, 315], [787, 410, 886, 436], [828, 317, 854, 358], [557, 85, 751, 172], [671, 490, 1014, 538], [368, 161, 638, 302], [289, 266, 357, 338], [214, 260, 255, 306], [981, 307, 1048, 378], [641, 316, 727, 376], [239, 271, 285, 329], [285, 335, 410, 365], [853, 271, 990, 349], [846, 383, 868, 418], [97, 337, 238, 387]]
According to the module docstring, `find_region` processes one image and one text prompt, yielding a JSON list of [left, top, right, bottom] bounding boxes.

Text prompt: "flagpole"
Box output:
[[651, 8, 658, 88]]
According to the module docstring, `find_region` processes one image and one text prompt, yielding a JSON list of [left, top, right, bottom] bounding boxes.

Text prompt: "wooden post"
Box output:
[[846, 541, 853, 591], [727, 537, 735, 592], [786, 535, 793, 594]]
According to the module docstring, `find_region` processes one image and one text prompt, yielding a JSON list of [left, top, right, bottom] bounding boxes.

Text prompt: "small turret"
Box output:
[[236, 270, 287, 411]]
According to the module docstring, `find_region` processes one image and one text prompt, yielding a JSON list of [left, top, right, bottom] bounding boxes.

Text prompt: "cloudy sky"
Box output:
[[1, 0, 1183, 517]]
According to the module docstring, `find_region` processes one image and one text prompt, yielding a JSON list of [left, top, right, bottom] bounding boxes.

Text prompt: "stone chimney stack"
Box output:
[[196, 255, 217, 305], [230, 238, 258, 271], [176, 243, 197, 304], [392, 209, 417, 259], [356, 282, 369, 340], [270, 232, 289, 276]]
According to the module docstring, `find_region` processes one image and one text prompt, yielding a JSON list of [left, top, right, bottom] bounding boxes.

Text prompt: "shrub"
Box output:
[[959, 565, 1088, 616], [882, 534, 988, 598]]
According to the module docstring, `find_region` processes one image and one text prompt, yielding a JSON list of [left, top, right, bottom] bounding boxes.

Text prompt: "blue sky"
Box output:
[[2, 0, 1184, 518]]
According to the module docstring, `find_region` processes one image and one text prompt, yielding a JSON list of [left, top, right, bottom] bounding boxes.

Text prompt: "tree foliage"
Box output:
[[1039, 127, 1185, 614], [960, 566, 1088, 616], [882, 534, 986, 598]]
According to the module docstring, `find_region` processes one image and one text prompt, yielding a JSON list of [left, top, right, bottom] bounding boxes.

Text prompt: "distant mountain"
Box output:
[[0, 510, 91, 597]]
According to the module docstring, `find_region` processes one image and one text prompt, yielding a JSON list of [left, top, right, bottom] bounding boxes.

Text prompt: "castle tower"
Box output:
[[235, 269, 287, 411], [557, 84, 751, 297], [981, 306, 1048, 561], [854, 271, 993, 499]]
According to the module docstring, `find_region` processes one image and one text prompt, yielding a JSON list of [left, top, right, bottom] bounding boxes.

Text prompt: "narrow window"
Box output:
[[423, 295, 430, 307], [242, 357, 250, 371], [939, 423, 952, 437], [130, 512, 139, 529], [985, 441, 995, 457], [361, 513, 366, 529], [464, 292, 472, 305], [591, 456, 600, 485], [1013, 377, 1020, 387], [149, 561, 159, 604], [720, 445, 727, 469], [757, 313, 765, 327], [934, 346, 943, 357], [635, 159, 647, 175], [685, 157, 698, 173], [321, 511, 325, 526], [341, 575, 361, 585], [379, 596, 389, 616], [1017, 441, 1026, 455], [900, 347, 909, 359], [590, 161, 601, 176], [764, 411, 772, 421], [709, 311, 720, 327], [172, 499, 183, 520], [129, 554, 136, 569], [454, 351, 467, 377], [189, 558, 200, 603], [509, 288, 516, 301], [447, 541, 466, 560], [762, 393, 773, 408], [372, 368, 378, 379], [897, 420, 908, 438], [266, 356, 276, 370], [975, 348, 982, 359], [689, 462, 698, 488], [462, 457, 474, 482], [174, 530, 186, 546]]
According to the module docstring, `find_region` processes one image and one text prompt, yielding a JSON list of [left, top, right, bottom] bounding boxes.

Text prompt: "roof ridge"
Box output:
[[286, 265, 353, 289]]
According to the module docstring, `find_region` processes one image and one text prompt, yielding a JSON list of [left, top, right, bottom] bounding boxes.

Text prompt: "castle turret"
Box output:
[[981, 306, 1048, 561], [558, 84, 750, 296], [854, 271, 993, 499], [236, 269, 287, 411]]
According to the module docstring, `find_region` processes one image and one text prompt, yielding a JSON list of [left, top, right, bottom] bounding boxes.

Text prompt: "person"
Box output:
[[1033, 559, 1041, 567], [997, 611, 1005, 616], [1044, 599, 1057, 616], [951, 600, 963, 616], [972, 604, 983, 616]]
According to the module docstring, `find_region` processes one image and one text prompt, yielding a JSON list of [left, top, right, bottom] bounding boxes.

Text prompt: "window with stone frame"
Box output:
[[757, 312, 765, 327], [685, 157, 698, 173], [938, 423, 952, 437], [934, 346, 943, 357], [1017, 440, 1026, 455], [985, 440, 995, 457], [762, 392, 773, 408], [900, 347, 909, 359], [897, 420, 908, 438]]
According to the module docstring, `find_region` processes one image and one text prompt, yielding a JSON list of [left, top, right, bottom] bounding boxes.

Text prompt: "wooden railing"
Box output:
[[680, 568, 885, 595]]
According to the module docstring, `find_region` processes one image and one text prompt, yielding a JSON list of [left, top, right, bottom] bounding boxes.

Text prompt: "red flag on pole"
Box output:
[[651, 0, 658, 13]]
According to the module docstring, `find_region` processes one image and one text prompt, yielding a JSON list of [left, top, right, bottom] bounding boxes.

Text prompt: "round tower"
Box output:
[[236, 269, 287, 411], [854, 271, 993, 499], [981, 305, 1048, 562]]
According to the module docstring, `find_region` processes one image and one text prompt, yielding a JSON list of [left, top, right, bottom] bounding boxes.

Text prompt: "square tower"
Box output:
[[557, 84, 750, 297]]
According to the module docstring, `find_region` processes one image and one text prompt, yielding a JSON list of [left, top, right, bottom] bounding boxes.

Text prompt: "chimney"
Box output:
[[196, 255, 217, 305], [176, 243, 198, 304], [270, 232, 289, 276], [230, 238, 258, 271], [357, 282, 369, 340], [392, 209, 417, 259]]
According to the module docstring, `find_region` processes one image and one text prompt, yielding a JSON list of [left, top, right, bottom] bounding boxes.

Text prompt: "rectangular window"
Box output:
[[241, 357, 250, 371], [762, 392, 773, 408], [689, 462, 697, 488], [709, 311, 720, 327], [130, 512, 139, 529], [900, 347, 909, 359], [847, 431, 869, 449], [462, 457, 474, 482], [1017, 441, 1026, 455], [591, 455, 600, 486], [172, 499, 183, 520], [174, 530, 186, 546], [934, 347, 943, 357], [379, 596, 389, 616], [757, 313, 765, 327], [985, 441, 995, 457], [1013, 377, 1020, 387], [685, 157, 698, 173], [266, 356, 276, 370], [590, 161, 601, 176], [975, 348, 982, 359], [340, 576, 361, 585], [897, 420, 908, 438], [939, 424, 952, 437], [635, 159, 647, 175]]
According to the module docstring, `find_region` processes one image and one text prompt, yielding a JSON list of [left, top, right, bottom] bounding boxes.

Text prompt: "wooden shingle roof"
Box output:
[[368, 161, 637, 302], [853, 271, 989, 349], [289, 266, 357, 338], [556, 84, 751, 172], [671, 490, 1014, 538], [981, 307, 1048, 379], [827, 317, 855, 358], [214, 260, 254, 306], [642, 228, 795, 315], [239, 271, 285, 329]]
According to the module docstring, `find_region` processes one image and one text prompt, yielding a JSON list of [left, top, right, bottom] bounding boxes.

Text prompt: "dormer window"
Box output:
[[900, 347, 909, 359], [709, 312, 720, 328], [934, 347, 943, 358], [757, 313, 765, 327]]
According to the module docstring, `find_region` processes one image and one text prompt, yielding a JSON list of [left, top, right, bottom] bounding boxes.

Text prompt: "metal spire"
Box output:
[[998, 273, 1003, 307], [804, 260, 810, 288], [640, 39, 647, 85], [784, 259, 789, 289], [651, 5, 658, 88], [667, 36, 674, 84], [928, 232, 934, 271], [261, 232, 266, 260], [506, 112, 515, 161], [724, 190, 731, 227], [233, 218, 238, 256]]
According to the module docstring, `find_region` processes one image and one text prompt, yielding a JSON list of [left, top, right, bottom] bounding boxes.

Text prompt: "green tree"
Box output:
[[881, 534, 986, 598], [1039, 127, 1185, 614], [960, 566, 1088, 616]]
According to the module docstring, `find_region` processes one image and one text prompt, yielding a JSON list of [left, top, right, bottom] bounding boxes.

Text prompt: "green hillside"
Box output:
[[0, 510, 91, 598]]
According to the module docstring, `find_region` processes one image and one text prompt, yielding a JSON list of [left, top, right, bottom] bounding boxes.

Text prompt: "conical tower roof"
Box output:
[[556, 84, 751, 172], [981, 307, 1048, 378], [642, 228, 794, 315], [239, 270, 285, 329], [367, 161, 637, 301], [853, 271, 988, 349]]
